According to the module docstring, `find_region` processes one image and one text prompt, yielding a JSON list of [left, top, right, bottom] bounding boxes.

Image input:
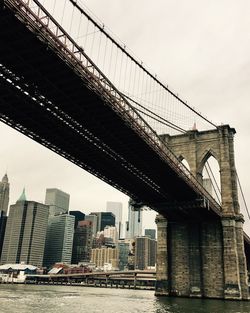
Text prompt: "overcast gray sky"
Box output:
[[1, 1, 250, 233]]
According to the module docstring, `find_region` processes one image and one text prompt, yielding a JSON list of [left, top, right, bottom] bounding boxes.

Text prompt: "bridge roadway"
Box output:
[[0, 0, 222, 221]]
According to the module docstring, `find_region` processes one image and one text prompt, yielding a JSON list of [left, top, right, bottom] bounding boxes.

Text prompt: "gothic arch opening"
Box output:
[[201, 155, 221, 204], [178, 156, 191, 177]]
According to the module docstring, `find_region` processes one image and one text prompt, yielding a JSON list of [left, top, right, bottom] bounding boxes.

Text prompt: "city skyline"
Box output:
[[0, 0, 250, 233]]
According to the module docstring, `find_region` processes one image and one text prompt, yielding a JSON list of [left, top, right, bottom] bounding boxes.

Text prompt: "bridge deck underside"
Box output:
[[0, 4, 219, 221]]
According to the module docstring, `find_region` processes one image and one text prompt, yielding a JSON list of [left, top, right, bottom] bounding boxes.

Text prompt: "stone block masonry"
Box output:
[[155, 125, 249, 300]]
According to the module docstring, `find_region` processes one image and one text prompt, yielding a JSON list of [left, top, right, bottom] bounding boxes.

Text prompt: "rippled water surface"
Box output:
[[1, 284, 250, 313]]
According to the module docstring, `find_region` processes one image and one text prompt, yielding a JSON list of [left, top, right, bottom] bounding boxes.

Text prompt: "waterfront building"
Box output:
[[134, 236, 157, 270], [91, 246, 118, 270], [85, 214, 98, 236], [1, 190, 49, 267], [43, 214, 75, 267], [69, 210, 85, 229], [0, 173, 9, 216], [145, 229, 156, 240], [45, 188, 70, 216], [0, 263, 37, 283], [72, 220, 93, 264], [106, 201, 123, 238], [90, 212, 115, 232], [125, 201, 142, 239]]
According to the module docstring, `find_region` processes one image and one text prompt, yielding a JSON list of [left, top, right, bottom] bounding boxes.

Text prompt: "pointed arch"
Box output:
[[177, 154, 191, 177], [177, 154, 191, 171], [200, 152, 221, 204], [198, 149, 220, 175]]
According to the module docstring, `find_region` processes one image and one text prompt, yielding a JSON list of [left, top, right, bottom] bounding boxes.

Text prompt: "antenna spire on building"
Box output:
[[17, 188, 27, 202]]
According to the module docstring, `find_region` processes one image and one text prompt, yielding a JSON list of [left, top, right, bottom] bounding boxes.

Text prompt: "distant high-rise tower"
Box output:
[[0, 211, 7, 258], [69, 211, 85, 229], [0, 173, 9, 216], [106, 201, 122, 238], [103, 225, 118, 244], [135, 236, 156, 270], [1, 189, 49, 267], [125, 201, 142, 239], [72, 220, 93, 264], [45, 188, 70, 216], [90, 212, 115, 232], [43, 214, 75, 267], [145, 229, 156, 240], [85, 214, 98, 236]]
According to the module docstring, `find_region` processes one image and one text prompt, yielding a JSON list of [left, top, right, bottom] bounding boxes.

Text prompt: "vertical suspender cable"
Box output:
[[236, 171, 250, 220]]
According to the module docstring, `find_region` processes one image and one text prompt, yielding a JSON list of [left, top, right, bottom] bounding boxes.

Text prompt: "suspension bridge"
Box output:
[[0, 0, 249, 300]]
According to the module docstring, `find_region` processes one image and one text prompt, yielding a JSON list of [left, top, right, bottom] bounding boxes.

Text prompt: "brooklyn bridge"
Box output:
[[0, 0, 249, 300]]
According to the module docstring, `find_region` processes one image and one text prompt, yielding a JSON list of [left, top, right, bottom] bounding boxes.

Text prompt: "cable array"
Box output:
[[39, 0, 217, 136]]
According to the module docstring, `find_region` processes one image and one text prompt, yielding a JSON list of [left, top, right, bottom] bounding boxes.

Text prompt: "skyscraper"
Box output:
[[43, 214, 75, 267], [145, 229, 156, 240], [134, 236, 156, 270], [125, 201, 142, 239], [103, 225, 118, 244], [85, 214, 98, 236], [0, 211, 7, 258], [72, 220, 93, 264], [0, 173, 9, 216], [91, 212, 115, 232], [45, 188, 70, 216], [106, 201, 123, 238], [118, 241, 130, 270], [69, 210, 85, 229], [1, 189, 49, 267]]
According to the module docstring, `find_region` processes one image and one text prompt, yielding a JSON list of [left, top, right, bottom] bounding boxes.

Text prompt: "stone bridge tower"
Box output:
[[155, 125, 249, 300]]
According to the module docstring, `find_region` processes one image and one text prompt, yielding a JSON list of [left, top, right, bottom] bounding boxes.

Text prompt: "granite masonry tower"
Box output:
[[155, 125, 249, 300]]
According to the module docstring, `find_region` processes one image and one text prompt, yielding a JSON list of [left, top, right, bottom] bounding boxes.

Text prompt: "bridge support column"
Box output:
[[201, 221, 224, 299], [168, 222, 190, 297], [221, 215, 241, 299], [155, 215, 168, 296], [188, 223, 203, 297], [235, 215, 249, 300]]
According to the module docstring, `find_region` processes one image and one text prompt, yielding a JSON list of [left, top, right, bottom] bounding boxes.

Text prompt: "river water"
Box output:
[[1, 284, 250, 313]]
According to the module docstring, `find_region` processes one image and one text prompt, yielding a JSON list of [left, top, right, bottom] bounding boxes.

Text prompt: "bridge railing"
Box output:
[[4, 0, 222, 215]]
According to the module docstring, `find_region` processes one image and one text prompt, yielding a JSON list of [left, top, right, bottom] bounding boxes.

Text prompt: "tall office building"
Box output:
[[125, 201, 142, 239], [43, 214, 75, 267], [118, 240, 130, 270], [106, 201, 123, 238], [45, 188, 70, 216], [145, 229, 156, 240], [0, 173, 9, 216], [0, 211, 7, 258], [85, 214, 98, 236], [1, 190, 49, 267], [134, 236, 156, 270], [69, 211, 85, 229], [72, 220, 93, 264], [90, 212, 115, 232]]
